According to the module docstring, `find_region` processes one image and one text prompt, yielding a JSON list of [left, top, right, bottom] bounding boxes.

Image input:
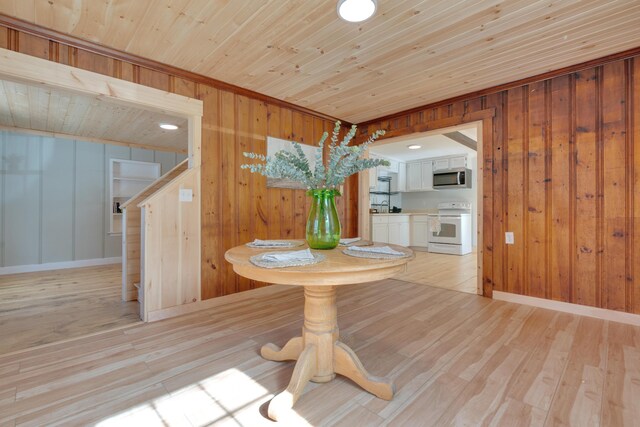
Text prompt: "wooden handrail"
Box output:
[[121, 158, 188, 210]]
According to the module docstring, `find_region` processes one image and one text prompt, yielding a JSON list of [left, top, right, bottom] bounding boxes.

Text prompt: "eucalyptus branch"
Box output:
[[241, 122, 388, 190]]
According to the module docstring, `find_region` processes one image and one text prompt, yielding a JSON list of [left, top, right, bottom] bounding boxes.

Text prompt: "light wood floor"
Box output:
[[394, 250, 478, 294], [0, 265, 140, 355], [1, 280, 638, 426]]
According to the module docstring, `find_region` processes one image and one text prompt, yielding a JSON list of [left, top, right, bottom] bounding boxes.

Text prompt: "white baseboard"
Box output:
[[0, 257, 122, 275], [493, 291, 640, 327]]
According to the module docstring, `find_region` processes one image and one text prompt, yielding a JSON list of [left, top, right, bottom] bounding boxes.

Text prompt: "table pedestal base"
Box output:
[[261, 286, 394, 421]]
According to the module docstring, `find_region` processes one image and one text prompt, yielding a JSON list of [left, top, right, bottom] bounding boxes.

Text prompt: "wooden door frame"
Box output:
[[0, 47, 204, 311], [358, 108, 495, 297]]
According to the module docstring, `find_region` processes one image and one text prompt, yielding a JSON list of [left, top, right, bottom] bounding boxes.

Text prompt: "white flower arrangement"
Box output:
[[241, 121, 389, 190]]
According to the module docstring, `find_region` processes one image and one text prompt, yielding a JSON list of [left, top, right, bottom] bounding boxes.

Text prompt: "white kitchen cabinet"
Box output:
[[449, 155, 467, 169], [371, 215, 389, 242], [387, 215, 410, 246], [406, 160, 434, 191], [432, 158, 450, 171], [397, 162, 406, 192], [406, 162, 422, 191], [421, 160, 433, 190], [432, 155, 467, 171], [411, 215, 430, 247], [370, 215, 409, 246], [372, 222, 388, 243]]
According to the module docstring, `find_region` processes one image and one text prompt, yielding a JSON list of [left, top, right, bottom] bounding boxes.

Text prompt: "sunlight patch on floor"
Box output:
[[96, 368, 274, 426]]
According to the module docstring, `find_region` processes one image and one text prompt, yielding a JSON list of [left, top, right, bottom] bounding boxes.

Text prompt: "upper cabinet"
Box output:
[[406, 160, 433, 191], [432, 155, 467, 171], [406, 161, 422, 191], [370, 153, 466, 193], [421, 161, 433, 190], [432, 158, 449, 171]]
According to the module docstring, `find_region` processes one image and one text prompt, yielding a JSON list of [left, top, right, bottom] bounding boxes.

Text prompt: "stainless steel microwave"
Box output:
[[433, 168, 472, 189]]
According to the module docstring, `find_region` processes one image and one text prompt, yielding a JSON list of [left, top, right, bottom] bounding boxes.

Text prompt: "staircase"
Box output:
[[121, 159, 189, 320]]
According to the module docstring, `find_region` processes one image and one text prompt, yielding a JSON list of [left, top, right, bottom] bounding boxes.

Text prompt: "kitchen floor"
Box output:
[[393, 249, 478, 294]]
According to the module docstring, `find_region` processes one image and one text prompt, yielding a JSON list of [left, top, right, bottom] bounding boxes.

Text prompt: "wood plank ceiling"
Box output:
[[0, 79, 188, 151], [2, 1, 640, 123]]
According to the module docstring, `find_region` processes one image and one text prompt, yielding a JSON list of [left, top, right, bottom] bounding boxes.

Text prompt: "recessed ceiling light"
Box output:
[[408, 144, 421, 150], [159, 123, 179, 130], [337, 0, 377, 23]]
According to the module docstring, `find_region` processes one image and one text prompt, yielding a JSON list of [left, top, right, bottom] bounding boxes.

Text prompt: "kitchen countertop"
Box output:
[[370, 212, 435, 216]]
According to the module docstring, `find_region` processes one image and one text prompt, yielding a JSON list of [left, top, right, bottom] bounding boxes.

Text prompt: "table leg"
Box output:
[[264, 285, 393, 421], [268, 343, 316, 421], [261, 336, 303, 361], [334, 341, 394, 400]]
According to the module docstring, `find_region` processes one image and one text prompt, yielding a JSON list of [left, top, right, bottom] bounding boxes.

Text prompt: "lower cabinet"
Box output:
[[410, 215, 430, 247], [370, 215, 410, 246], [372, 222, 389, 243]]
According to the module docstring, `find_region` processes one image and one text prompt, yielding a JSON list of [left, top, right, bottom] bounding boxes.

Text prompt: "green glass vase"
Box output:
[[306, 188, 341, 249]]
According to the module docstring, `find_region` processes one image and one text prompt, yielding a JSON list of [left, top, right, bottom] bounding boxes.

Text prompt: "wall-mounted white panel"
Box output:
[[0, 131, 182, 269], [41, 137, 74, 263], [4, 134, 41, 266], [131, 148, 154, 163], [74, 141, 104, 260]]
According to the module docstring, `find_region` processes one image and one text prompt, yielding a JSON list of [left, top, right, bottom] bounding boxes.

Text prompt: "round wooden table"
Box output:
[[225, 241, 415, 421]]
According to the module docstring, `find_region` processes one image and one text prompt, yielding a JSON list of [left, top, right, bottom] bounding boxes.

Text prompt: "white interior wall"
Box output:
[[0, 130, 186, 268]]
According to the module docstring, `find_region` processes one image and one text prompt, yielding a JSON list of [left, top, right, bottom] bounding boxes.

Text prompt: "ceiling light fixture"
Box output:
[[159, 123, 179, 130], [337, 0, 377, 23], [408, 144, 421, 150]]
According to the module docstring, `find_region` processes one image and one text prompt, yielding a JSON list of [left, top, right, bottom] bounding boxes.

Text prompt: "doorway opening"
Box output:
[[0, 48, 202, 354], [363, 121, 483, 295]]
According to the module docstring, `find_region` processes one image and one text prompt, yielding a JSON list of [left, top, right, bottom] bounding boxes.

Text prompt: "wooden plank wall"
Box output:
[[360, 56, 640, 315], [0, 26, 357, 299]]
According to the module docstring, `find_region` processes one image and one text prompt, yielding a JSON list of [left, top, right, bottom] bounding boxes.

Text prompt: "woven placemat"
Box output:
[[250, 251, 325, 269], [246, 240, 305, 249], [342, 247, 412, 259], [339, 239, 374, 247]]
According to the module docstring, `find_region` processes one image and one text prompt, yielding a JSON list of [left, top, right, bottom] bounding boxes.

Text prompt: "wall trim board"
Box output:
[[0, 125, 187, 154], [362, 109, 496, 140], [493, 291, 640, 327], [0, 47, 202, 118], [359, 48, 640, 127], [0, 257, 121, 276], [0, 14, 348, 126]]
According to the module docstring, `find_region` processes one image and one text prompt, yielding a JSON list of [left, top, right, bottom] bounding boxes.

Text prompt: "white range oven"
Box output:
[[427, 202, 472, 255]]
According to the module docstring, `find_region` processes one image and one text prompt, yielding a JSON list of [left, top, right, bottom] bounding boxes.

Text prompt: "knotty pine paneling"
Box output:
[[361, 55, 640, 315], [1, 26, 352, 299]]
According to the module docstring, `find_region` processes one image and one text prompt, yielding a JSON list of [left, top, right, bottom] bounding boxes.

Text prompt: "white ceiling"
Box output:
[[0, 78, 188, 152], [1, 1, 639, 123], [370, 126, 477, 161]]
